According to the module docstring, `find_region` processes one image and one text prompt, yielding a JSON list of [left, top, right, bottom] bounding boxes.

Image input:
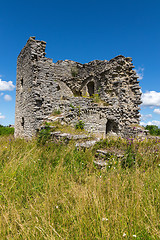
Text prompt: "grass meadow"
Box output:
[[0, 135, 160, 239]]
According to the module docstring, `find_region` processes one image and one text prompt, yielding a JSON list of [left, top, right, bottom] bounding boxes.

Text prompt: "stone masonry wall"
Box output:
[[15, 37, 142, 139]]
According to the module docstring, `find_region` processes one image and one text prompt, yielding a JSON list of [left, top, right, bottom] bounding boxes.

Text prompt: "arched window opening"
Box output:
[[106, 119, 118, 134], [36, 98, 44, 107], [87, 81, 94, 97]]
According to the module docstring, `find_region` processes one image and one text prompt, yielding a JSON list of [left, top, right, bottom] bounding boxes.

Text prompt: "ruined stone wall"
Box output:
[[15, 37, 142, 139]]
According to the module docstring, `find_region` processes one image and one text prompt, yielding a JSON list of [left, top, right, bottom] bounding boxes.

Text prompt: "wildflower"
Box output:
[[123, 233, 126, 237], [133, 235, 136, 237], [102, 218, 108, 221], [158, 164, 160, 167], [56, 206, 58, 209]]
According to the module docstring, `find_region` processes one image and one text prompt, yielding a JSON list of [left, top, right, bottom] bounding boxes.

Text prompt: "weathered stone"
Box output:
[[93, 160, 107, 168], [15, 37, 142, 139], [96, 149, 124, 158], [75, 140, 98, 148]]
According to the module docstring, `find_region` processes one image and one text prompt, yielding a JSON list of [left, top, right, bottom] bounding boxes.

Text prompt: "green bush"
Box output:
[[0, 125, 14, 135], [145, 125, 160, 136]]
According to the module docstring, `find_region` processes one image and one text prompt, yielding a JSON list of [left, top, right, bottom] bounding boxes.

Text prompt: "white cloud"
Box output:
[[135, 67, 144, 80], [147, 120, 160, 127], [141, 120, 160, 127], [4, 94, 12, 101], [0, 93, 4, 96], [141, 91, 160, 107], [0, 78, 15, 91], [153, 108, 160, 115], [141, 114, 152, 121], [0, 113, 5, 119]]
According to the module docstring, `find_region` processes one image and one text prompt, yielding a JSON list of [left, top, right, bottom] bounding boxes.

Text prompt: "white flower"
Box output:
[[56, 206, 58, 209], [102, 218, 108, 221], [133, 235, 137, 237], [123, 233, 126, 237]]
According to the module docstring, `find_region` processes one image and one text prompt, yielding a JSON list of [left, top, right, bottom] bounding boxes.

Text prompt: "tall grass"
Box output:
[[0, 135, 160, 239]]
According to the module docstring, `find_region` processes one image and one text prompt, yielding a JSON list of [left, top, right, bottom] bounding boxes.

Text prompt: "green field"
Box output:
[[0, 134, 160, 239]]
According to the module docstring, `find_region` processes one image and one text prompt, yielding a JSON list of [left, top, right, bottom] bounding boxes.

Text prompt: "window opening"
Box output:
[[20, 78, 23, 87], [21, 117, 24, 129], [87, 81, 94, 97]]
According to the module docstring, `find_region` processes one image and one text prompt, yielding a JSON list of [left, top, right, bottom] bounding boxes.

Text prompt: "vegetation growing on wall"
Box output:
[[71, 66, 78, 77], [51, 109, 61, 116], [75, 120, 85, 130]]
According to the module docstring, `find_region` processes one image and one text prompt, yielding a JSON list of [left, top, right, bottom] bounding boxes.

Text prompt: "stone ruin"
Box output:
[[15, 37, 142, 139]]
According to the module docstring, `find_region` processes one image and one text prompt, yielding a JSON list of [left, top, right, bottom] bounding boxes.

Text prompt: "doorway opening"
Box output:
[[106, 119, 118, 134]]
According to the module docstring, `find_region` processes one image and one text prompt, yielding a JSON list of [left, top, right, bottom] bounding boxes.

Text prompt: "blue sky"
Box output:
[[0, 0, 160, 126]]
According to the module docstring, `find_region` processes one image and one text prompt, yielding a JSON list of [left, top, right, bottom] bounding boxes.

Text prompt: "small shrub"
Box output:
[[91, 93, 101, 103], [37, 125, 51, 145], [75, 120, 85, 130], [69, 104, 75, 109]]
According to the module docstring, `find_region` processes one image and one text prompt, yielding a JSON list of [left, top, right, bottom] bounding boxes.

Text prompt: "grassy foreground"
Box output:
[[0, 135, 160, 239]]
